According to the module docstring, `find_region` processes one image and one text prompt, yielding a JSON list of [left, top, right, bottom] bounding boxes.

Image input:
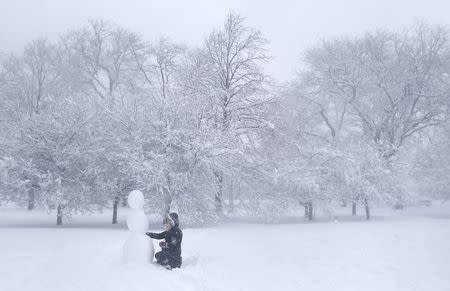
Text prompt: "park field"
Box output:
[[0, 204, 449, 291]]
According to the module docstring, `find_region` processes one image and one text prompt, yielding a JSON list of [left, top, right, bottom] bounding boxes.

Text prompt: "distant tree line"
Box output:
[[0, 14, 449, 225]]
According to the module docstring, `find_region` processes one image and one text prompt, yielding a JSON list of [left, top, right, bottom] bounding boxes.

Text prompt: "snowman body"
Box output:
[[123, 190, 155, 263]]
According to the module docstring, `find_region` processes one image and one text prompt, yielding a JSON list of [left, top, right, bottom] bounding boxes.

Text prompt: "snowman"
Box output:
[[122, 190, 155, 263]]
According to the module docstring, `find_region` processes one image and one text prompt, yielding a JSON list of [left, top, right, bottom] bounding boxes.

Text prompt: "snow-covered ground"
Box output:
[[1, 204, 449, 291]]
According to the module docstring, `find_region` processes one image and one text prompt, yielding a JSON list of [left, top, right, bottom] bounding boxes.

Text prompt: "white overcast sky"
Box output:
[[1, 0, 449, 81]]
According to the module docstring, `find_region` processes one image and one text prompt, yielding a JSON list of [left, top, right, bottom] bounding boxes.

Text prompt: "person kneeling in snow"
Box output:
[[146, 213, 183, 269]]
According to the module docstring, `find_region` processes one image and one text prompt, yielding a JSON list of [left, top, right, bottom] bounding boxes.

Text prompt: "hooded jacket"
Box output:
[[147, 213, 183, 266]]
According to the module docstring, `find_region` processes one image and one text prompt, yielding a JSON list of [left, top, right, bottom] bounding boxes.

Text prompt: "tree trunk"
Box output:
[[56, 205, 63, 225], [307, 201, 313, 221], [163, 174, 172, 223], [352, 201, 357, 216], [229, 178, 234, 213], [214, 171, 223, 215], [364, 199, 370, 220], [112, 196, 119, 224], [163, 190, 172, 222], [304, 205, 308, 217], [27, 188, 35, 210]]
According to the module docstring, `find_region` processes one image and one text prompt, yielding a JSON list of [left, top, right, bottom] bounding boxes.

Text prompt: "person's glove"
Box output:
[[159, 241, 167, 248], [146, 232, 153, 237]]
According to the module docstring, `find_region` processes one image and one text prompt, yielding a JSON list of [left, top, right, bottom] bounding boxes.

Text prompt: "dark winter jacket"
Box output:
[[146, 213, 183, 268]]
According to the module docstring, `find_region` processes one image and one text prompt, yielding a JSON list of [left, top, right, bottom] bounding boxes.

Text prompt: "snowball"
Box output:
[[127, 209, 149, 233], [123, 233, 155, 263], [128, 190, 144, 209]]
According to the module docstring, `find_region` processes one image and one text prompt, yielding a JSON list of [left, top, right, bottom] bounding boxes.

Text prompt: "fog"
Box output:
[[2, 0, 450, 80]]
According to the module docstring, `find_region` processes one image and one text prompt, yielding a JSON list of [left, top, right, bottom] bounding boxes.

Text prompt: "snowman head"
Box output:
[[128, 190, 144, 209]]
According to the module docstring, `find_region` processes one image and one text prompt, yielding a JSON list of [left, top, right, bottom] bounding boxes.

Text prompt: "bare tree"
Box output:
[[202, 12, 271, 214], [64, 20, 139, 109], [301, 25, 450, 163], [3, 39, 62, 118], [150, 38, 185, 101], [131, 37, 185, 121], [63, 20, 141, 223]]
